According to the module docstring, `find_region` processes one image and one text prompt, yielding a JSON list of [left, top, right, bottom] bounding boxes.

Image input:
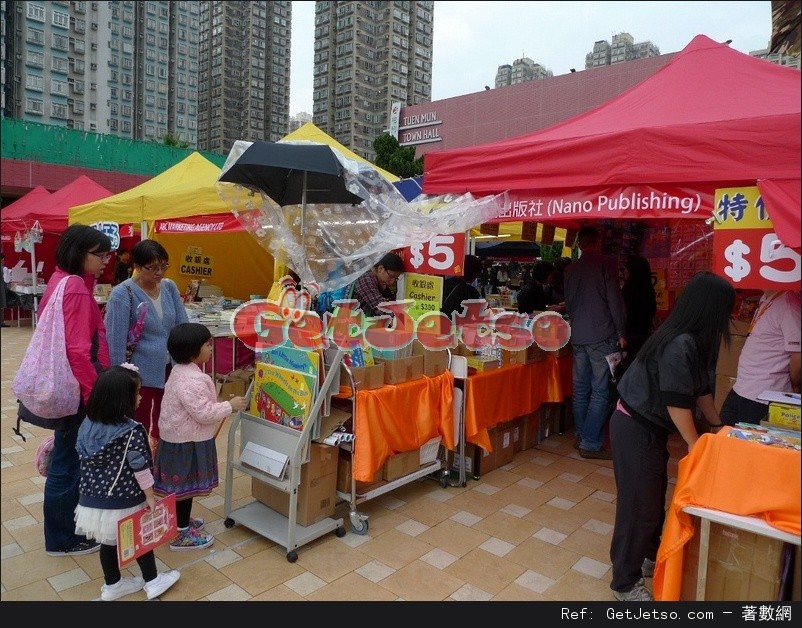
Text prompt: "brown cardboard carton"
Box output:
[[538, 403, 561, 441], [494, 422, 515, 467], [449, 442, 476, 476], [341, 362, 385, 392], [411, 340, 449, 377], [466, 355, 501, 373], [559, 397, 574, 433], [502, 348, 527, 366], [511, 416, 524, 453], [374, 354, 425, 385], [476, 426, 498, 475], [314, 406, 352, 443], [525, 343, 549, 363], [336, 449, 383, 493], [382, 449, 421, 481], [251, 444, 338, 526], [252, 473, 336, 527], [680, 518, 785, 601], [520, 411, 541, 450]]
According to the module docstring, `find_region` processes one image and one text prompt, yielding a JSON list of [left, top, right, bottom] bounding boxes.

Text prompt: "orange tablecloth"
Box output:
[[654, 427, 801, 601], [464, 354, 573, 451], [338, 371, 455, 482]]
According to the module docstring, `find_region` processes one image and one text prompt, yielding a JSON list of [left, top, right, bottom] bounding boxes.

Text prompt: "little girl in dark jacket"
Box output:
[[75, 365, 180, 601]]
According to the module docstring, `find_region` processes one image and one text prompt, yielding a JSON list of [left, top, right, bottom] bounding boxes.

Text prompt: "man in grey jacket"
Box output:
[[564, 226, 627, 459]]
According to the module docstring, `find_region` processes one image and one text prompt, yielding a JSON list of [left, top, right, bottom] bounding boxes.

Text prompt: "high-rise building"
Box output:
[[750, 41, 801, 70], [311, 0, 434, 162], [585, 32, 660, 69], [1, 1, 199, 144], [197, 1, 291, 154], [494, 57, 553, 88], [288, 110, 312, 133]]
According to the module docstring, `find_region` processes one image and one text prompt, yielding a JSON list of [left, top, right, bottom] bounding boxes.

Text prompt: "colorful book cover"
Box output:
[[116, 493, 177, 568], [250, 361, 317, 431], [258, 344, 320, 378]]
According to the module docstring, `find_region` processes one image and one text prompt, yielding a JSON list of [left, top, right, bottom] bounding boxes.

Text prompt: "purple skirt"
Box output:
[[153, 439, 218, 500]]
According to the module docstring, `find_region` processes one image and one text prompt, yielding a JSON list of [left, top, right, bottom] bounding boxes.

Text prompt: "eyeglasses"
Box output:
[[383, 268, 401, 282], [143, 263, 170, 273], [88, 251, 112, 263]]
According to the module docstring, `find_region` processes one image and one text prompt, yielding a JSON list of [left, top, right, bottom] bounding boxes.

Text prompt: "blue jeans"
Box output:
[[572, 337, 618, 451], [44, 423, 89, 552]]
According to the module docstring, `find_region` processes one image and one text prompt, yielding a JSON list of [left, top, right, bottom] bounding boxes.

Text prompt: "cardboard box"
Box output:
[[374, 354, 424, 385], [715, 334, 748, 378], [525, 343, 548, 363], [502, 348, 526, 366], [382, 448, 421, 481], [215, 368, 253, 402], [341, 362, 385, 392], [411, 340, 449, 377], [476, 426, 498, 475], [252, 444, 338, 527], [559, 397, 574, 433], [511, 416, 524, 453], [449, 442, 476, 476], [538, 403, 561, 441], [520, 411, 541, 450], [680, 518, 785, 601], [466, 355, 501, 373], [494, 422, 515, 467], [768, 402, 801, 429], [314, 406, 352, 443], [336, 449, 384, 493]]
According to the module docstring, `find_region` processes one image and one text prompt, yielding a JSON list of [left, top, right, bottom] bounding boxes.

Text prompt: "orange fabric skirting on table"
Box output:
[[654, 427, 801, 601], [464, 354, 573, 451], [351, 371, 455, 482]]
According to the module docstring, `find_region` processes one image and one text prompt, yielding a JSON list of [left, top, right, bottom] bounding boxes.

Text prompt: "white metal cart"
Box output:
[[333, 360, 457, 535], [222, 352, 347, 562]]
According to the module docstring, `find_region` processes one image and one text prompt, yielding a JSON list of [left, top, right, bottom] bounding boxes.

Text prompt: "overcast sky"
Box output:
[[289, 1, 773, 115]]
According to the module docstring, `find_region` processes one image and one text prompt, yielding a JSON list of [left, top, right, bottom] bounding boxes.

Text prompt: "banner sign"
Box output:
[[489, 184, 715, 224], [401, 233, 466, 276], [154, 214, 243, 234], [712, 186, 801, 289], [179, 245, 215, 278]]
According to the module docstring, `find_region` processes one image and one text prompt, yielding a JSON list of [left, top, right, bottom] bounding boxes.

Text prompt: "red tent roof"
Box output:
[[1, 185, 53, 235], [1, 175, 112, 235], [423, 35, 801, 246]]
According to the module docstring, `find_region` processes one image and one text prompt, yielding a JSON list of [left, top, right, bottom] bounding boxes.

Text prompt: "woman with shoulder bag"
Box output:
[[104, 240, 188, 446], [17, 224, 112, 556]]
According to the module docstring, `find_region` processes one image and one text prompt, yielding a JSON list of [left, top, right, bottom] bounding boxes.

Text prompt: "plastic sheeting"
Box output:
[[217, 140, 508, 294]]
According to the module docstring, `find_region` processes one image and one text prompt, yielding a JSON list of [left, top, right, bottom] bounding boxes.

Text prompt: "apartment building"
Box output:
[[311, 0, 434, 162], [1, 1, 199, 144], [495, 57, 553, 89], [196, 0, 291, 154], [585, 32, 660, 69]]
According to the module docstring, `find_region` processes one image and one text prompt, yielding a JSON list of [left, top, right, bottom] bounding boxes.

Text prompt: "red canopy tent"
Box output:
[[423, 35, 801, 250], [1, 175, 115, 284]]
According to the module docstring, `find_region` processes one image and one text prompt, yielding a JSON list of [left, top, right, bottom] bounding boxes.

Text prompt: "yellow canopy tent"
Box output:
[[281, 122, 400, 183], [68, 152, 273, 300]]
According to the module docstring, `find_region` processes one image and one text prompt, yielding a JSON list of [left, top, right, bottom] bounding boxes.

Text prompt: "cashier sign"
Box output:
[[712, 186, 800, 290]]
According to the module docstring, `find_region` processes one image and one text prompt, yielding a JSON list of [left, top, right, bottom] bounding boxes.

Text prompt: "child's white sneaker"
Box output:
[[101, 576, 145, 601], [143, 570, 180, 600]]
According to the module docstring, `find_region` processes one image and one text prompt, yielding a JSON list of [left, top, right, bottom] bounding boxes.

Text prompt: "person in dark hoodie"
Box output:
[[74, 365, 180, 601]]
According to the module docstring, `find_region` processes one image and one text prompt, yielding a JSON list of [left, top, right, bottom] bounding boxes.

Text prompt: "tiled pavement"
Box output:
[[1, 322, 684, 602]]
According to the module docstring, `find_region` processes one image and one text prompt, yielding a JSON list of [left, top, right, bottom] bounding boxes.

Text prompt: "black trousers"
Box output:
[[720, 389, 769, 426], [609, 410, 669, 592]]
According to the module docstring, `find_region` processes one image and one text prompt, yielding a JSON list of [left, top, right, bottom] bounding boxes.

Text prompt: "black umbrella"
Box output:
[[218, 140, 364, 207]]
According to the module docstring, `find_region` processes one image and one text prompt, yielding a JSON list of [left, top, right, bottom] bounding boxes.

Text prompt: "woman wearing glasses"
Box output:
[[16, 224, 112, 556], [104, 239, 188, 446]]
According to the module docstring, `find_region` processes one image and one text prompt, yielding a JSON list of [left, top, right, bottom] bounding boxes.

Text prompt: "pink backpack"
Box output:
[[12, 276, 81, 419]]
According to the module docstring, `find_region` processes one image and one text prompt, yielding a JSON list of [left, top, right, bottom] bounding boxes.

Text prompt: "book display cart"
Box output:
[[222, 356, 347, 563], [334, 361, 458, 535]]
